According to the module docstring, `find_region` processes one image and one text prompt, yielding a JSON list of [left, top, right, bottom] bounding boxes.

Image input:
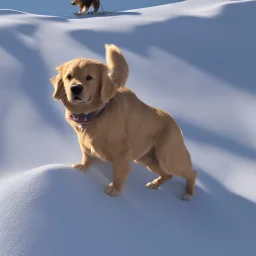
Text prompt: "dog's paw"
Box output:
[[71, 164, 88, 172], [181, 193, 193, 201], [145, 181, 160, 190], [73, 12, 84, 16], [104, 184, 120, 197]]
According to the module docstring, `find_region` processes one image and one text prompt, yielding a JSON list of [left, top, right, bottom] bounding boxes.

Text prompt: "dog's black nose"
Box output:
[[70, 2, 75, 5], [71, 84, 83, 95]]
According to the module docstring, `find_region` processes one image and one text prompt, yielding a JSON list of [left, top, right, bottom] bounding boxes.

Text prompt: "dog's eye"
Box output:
[[86, 75, 92, 81], [67, 74, 72, 80]]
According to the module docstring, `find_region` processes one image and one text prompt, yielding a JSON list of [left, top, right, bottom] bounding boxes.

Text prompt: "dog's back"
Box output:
[[82, 0, 100, 10]]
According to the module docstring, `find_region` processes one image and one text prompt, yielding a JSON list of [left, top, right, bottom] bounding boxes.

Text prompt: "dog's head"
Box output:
[[50, 58, 117, 114], [70, 0, 81, 6]]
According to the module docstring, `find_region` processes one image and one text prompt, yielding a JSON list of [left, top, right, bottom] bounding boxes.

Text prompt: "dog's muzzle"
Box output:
[[70, 2, 76, 5]]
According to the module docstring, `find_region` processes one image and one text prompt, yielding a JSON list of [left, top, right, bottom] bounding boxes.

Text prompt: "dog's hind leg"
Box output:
[[92, 0, 100, 12], [152, 123, 197, 200], [146, 174, 172, 189], [182, 170, 197, 201], [135, 149, 173, 190], [155, 127, 197, 200]]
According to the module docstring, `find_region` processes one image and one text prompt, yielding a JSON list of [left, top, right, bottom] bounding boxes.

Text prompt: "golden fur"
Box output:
[[50, 44, 197, 200]]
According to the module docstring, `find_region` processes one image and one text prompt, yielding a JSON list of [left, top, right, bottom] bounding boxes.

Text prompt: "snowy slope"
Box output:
[[0, 0, 256, 255], [0, 0, 184, 16]]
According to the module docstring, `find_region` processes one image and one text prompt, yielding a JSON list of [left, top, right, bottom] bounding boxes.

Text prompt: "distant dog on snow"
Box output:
[[71, 0, 100, 14]]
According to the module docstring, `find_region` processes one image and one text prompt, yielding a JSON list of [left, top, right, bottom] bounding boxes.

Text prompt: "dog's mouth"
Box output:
[[72, 96, 84, 103], [72, 96, 91, 104]]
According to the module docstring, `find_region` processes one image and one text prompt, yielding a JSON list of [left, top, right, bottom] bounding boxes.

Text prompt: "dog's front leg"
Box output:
[[81, 5, 89, 13], [105, 156, 131, 197], [72, 152, 93, 172]]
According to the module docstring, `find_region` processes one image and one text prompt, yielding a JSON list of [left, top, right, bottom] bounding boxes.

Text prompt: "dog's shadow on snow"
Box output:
[[69, 11, 142, 19]]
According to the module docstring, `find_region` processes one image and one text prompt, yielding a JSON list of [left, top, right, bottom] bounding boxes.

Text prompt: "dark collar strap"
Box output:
[[70, 99, 112, 125]]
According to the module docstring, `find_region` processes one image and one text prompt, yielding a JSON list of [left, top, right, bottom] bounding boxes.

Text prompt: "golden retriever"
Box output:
[[50, 44, 197, 200]]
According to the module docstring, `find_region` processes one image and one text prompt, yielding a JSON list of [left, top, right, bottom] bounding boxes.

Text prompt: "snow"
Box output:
[[0, 0, 256, 255], [0, 0, 184, 16]]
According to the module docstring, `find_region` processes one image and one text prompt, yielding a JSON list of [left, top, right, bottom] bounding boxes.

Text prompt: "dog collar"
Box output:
[[69, 99, 112, 125]]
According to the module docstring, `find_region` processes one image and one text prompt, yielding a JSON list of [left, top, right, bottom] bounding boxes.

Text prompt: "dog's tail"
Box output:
[[105, 44, 129, 88]]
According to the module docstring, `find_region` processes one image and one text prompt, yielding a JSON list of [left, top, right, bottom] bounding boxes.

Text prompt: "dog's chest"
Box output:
[[66, 114, 112, 162], [78, 128, 110, 162]]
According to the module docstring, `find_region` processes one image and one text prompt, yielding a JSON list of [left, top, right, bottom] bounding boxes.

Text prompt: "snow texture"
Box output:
[[0, 0, 256, 255]]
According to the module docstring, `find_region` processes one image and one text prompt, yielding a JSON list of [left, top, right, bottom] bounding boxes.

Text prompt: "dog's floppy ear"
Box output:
[[50, 65, 65, 100], [100, 65, 118, 103]]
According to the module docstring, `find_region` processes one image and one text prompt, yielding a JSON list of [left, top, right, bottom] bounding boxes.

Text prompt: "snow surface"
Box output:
[[0, 0, 256, 255], [0, 0, 184, 16]]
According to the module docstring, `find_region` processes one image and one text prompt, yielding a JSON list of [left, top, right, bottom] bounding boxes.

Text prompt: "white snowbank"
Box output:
[[0, 0, 256, 255], [0, 164, 255, 256]]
